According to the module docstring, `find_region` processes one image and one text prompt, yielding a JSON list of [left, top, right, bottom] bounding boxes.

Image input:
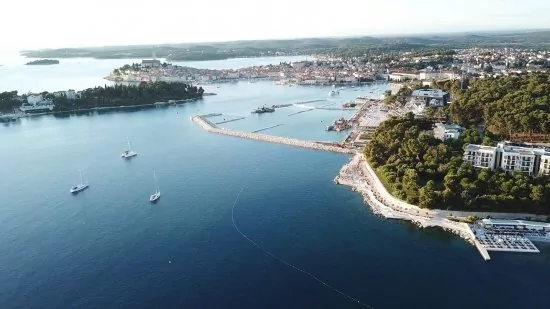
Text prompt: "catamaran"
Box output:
[[121, 137, 138, 158], [70, 170, 89, 194], [149, 170, 161, 202]]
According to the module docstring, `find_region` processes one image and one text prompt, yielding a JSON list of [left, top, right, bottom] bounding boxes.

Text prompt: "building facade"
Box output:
[[27, 94, 43, 105], [411, 89, 449, 107], [463, 142, 550, 176], [463, 144, 497, 169]]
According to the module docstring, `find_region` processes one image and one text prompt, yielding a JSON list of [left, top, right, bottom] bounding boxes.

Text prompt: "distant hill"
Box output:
[[20, 30, 550, 61]]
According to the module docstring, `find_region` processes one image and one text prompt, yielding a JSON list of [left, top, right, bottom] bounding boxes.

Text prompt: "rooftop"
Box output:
[[412, 89, 448, 98], [482, 219, 550, 229], [465, 144, 496, 152]]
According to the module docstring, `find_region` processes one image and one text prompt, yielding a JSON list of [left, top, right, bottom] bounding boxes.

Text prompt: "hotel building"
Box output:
[[463, 142, 550, 176]]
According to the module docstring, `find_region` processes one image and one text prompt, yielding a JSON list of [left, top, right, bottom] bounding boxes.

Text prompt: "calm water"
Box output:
[[0, 57, 549, 309], [0, 51, 308, 93]]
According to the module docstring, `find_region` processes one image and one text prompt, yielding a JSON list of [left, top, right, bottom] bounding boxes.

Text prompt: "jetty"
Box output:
[[215, 117, 246, 125], [192, 115, 353, 154], [251, 124, 284, 133]]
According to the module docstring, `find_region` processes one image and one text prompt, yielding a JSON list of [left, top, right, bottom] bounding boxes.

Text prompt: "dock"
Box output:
[[251, 124, 284, 133], [192, 115, 354, 154], [215, 117, 246, 125], [201, 113, 222, 118], [288, 109, 315, 116]]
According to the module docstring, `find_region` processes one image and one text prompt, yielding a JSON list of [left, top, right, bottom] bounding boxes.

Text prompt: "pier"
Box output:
[[192, 115, 354, 154], [288, 109, 314, 116], [215, 117, 246, 125], [251, 124, 284, 133], [201, 113, 222, 118]]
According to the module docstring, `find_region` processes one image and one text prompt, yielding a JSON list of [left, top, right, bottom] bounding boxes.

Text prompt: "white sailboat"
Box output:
[[121, 137, 138, 158], [70, 170, 89, 194], [149, 170, 161, 202]]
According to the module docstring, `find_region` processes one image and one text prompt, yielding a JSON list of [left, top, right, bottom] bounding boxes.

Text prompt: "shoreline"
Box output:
[[334, 152, 550, 246], [334, 153, 475, 243], [2, 97, 203, 119]]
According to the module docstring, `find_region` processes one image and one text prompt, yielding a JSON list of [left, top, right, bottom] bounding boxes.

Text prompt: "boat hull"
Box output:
[[121, 151, 138, 158], [149, 193, 161, 202], [70, 184, 89, 194]]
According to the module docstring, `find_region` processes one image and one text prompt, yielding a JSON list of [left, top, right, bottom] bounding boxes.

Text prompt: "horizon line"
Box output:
[[18, 27, 550, 52]]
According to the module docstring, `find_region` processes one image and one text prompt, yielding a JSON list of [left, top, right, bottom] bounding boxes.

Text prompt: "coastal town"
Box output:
[[3, 45, 550, 262], [103, 47, 550, 85]]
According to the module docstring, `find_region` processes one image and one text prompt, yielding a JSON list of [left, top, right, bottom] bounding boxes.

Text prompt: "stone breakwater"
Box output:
[[191, 115, 354, 154]]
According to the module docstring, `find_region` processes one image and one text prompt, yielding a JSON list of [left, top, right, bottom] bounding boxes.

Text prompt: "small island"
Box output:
[[25, 59, 60, 65]]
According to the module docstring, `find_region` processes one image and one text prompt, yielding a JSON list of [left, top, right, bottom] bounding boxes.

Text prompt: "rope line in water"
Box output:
[[230, 185, 375, 309]]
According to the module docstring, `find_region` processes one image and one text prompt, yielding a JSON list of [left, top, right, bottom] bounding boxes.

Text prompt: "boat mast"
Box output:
[[127, 137, 132, 151], [153, 170, 159, 193], [79, 170, 84, 185]]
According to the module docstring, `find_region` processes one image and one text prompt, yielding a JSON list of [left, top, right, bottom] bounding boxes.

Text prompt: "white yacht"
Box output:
[[70, 170, 89, 194], [149, 170, 161, 203], [121, 137, 138, 158], [329, 90, 339, 96]]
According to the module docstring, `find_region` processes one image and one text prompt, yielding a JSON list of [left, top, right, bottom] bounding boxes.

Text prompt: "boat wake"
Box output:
[[231, 185, 375, 309]]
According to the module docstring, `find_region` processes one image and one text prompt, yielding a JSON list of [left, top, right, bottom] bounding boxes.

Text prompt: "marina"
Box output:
[[192, 115, 354, 154], [251, 123, 284, 133], [214, 116, 246, 125]]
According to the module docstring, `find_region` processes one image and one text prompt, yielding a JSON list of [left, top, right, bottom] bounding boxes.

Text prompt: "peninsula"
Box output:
[[25, 59, 59, 65], [0, 82, 204, 115]]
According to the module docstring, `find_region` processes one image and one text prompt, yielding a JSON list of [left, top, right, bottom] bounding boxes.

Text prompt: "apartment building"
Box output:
[[463, 142, 550, 176], [540, 154, 550, 176], [463, 144, 498, 169]]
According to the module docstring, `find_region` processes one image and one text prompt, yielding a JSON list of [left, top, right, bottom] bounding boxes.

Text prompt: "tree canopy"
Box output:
[[364, 114, 550, 214], [52, 82, 203, 112], [449, 74, 550, 136]]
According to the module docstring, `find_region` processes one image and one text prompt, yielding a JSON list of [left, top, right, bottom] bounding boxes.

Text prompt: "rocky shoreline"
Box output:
[[334, 153, 476, 244]]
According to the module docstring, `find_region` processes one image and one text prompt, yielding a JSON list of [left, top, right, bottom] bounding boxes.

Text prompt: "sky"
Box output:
[[1, 0, 550, 50]]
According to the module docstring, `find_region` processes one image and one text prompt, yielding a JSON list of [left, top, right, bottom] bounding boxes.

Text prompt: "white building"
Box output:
[[463, 144, 497, 169], [481, 219, 550, 233], [433, 123, 464, 141], [411, 89, 449, 107], [27, 94, 43, 105], [388, 72, 419, 81], [499, 145, 536, 175], [419, 70, 459, 81], [463, 142, 550, 176], [66, 89, 77, 100], [540, 154, 550, 176]]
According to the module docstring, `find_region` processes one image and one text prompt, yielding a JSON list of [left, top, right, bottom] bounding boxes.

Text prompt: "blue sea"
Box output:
[[0, 55, 549, 309]]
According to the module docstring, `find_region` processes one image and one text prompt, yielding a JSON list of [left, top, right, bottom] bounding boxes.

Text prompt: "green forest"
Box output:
[[51, 82, 204, 112], [440, 74, 550, 136], [364, 114, 550, 214], [0, 91, 20, 112]]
